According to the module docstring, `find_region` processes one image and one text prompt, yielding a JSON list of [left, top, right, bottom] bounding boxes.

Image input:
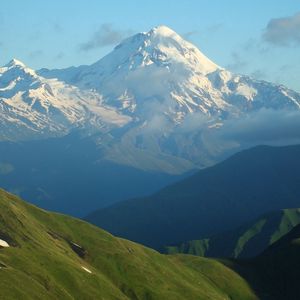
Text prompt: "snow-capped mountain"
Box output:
[[0, 59, 130, 140], [40, 25, 300, 120], [1, 25, 300, 172]]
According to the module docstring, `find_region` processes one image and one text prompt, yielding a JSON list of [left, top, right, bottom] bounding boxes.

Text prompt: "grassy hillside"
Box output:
[[86, 144, 300, 249], [0, 189, 257, 300], [165, 208, 300, 258]]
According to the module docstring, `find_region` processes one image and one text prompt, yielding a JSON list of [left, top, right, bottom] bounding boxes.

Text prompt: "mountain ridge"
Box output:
[[0, 58, 130, 140]]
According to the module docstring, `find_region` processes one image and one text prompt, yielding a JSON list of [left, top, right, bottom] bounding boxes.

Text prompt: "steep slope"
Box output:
[[85, 144, 300, 249], [165, 208, 300, 258], [0, 189, 257, 299]]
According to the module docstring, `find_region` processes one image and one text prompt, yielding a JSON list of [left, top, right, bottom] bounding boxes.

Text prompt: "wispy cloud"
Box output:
[[250, 69, 266, 79], [182, 31, 200, 40], [53, 22, 63, 33], [54, 52, 64, 60], [216, 109, 300, 146], [263, 12, 300, 47], [79, 24, 132, 51], [182, 23, 222, 41], [226, 52, 247, 72], [279, 64, 292, 72], [157, 108, 300, 153], [206, 23, 223, 34], [28, 50, 44, 59]]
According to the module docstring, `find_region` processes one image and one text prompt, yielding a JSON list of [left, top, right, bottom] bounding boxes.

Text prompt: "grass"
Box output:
[[0, 189, 258, 299]]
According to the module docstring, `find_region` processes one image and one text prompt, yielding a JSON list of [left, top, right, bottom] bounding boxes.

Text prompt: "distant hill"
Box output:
[[0, 133, 186, 217], [165, 208, 300, 258], [86, 144, 300, 249], [0, 189, 257, 299], [230, 223, 300, 299]]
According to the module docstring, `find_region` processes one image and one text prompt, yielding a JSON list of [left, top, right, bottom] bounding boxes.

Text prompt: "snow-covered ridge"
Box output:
[[5, 58, 26, 68], [0, 58, 131, 140]]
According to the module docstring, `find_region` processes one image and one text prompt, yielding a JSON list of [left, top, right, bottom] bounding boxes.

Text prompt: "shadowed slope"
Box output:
[[165, 208, 300, 258], [86, 144, 300, 249]]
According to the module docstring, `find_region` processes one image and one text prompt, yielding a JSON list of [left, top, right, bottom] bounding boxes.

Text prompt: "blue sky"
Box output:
[[1, 0, 299, 91]]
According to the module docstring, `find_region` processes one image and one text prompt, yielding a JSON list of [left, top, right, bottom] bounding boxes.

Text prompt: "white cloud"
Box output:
[[79, 24, 132, 51], [216, 109, 300, 146], [263, 12, 300, 46]]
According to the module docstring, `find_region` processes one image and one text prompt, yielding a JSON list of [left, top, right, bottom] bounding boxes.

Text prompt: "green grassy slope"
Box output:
[[0, 189, 257, 300], [165, 208, 300, 258]]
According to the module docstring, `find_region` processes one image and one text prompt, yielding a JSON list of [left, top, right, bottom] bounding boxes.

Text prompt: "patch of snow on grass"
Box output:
[[81, 266, 92, 274], [0, 239, 9, 248]]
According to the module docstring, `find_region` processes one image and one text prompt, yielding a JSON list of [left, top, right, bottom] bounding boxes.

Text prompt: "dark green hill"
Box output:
[[0, 189, 256, 299], [165, 208, 300, 258], [85, 144, 300, 249], [228, 223, 300, 300]]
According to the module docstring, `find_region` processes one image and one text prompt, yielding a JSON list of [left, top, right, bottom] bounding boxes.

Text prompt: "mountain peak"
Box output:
[[149, 25, 178, 37], [144, 25, 220, 74], [2, 58, 37, 77], [90, 25, 220, 77], [5, 58, 26, 68]]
